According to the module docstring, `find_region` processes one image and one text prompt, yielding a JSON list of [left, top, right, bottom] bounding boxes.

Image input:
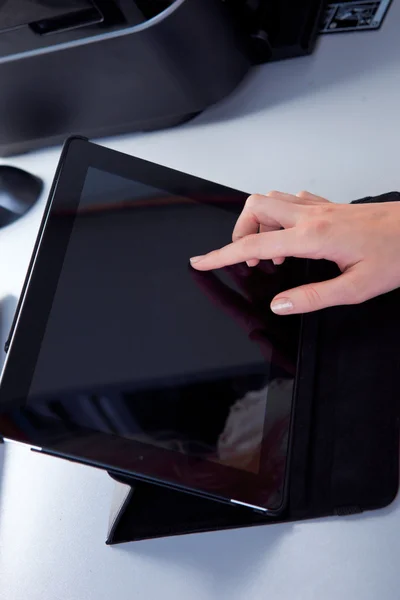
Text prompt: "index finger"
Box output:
[[190, 229, 309, 271]]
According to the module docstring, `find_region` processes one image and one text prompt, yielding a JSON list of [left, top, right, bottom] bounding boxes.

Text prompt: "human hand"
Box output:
[[190, 191, 400, 314]]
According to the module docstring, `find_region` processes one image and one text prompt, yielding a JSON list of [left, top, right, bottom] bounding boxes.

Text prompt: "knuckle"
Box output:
[[302, 285, 323, 309], [336, 271, 370, 306], [318, 203, 335, 215], [266, 190, 280, 197], [302, 212, 333, 239], [313, 218, 332, 236], [246, 194, 263, 209], [297, 191, 330, 204], [240, 233, 263, 259], [241, 233, 260, 251]]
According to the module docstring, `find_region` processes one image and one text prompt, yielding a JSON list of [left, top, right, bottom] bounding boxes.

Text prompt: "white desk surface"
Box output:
[[1, 3, 400, 598]]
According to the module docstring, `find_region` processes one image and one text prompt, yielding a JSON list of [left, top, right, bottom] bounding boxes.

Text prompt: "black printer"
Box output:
[[0, 0, 324, 156]]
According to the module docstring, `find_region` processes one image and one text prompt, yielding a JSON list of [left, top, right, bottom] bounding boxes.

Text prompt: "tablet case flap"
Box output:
[[107, 192, 400, 544]]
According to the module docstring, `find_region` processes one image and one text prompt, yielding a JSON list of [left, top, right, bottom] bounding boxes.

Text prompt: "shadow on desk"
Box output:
[[114, 520, 293, 593], [189, 12, 400, 127]]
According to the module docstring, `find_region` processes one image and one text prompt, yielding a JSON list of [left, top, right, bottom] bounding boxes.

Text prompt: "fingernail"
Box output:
[[246, 259, 259, 267], [271, 298, 294, 314], [190, 255, 205, 264], [273, 257, 285, 266]]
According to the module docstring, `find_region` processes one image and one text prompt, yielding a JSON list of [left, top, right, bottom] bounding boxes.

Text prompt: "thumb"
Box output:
[[270, 269, 364, 315]]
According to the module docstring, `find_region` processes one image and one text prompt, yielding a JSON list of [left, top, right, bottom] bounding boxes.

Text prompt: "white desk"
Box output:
[[1, 3, 400, 598]]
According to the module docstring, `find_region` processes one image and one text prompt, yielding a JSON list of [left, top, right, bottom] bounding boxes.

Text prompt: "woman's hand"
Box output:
[[190, 191, 400, 315]]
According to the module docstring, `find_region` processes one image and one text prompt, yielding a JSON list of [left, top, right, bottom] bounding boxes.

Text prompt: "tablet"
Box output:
[[0, 138, 306, 513]]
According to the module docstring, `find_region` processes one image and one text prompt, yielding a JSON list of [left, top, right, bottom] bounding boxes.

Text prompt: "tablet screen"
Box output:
[[0, 141, 302, 510]]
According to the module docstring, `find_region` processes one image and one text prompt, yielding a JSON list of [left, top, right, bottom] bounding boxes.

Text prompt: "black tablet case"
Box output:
[[105, 192, 400, 544]]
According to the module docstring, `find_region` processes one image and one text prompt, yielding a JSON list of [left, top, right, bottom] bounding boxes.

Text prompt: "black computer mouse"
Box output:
[[0, 165, 43, 228]]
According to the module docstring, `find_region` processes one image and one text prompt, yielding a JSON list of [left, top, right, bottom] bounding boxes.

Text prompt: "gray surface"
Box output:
[[1, 2, 400, 597], [1, 442, 400, 600]]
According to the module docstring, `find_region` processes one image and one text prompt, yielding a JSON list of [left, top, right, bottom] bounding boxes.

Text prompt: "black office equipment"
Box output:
[[0, 0, 325, 156], [0, 166, 43, 227]]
